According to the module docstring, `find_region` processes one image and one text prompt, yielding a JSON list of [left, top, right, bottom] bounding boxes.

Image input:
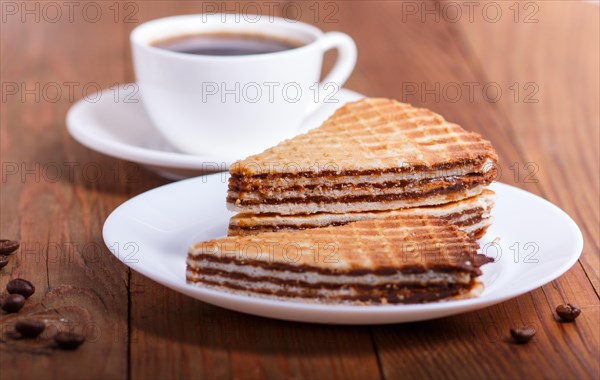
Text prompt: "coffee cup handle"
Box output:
[[303, 32, 357, 116]]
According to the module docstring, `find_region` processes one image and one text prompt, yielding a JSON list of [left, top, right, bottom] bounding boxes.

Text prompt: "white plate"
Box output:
[[103, 175, 583, 324], [66, 84, 364, 179]]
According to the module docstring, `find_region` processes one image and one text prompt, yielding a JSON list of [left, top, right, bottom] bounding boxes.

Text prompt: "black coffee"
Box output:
[[152, 32, 302, 56]]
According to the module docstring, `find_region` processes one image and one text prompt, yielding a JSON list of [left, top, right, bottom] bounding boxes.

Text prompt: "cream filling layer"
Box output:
[[231, 159, 495, 189], [230, 198, 494, 227], [186, 260, 472, 286], [227, 186, 486, 214]]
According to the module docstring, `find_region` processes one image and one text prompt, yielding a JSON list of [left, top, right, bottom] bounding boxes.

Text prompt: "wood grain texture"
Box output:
[[1, 0, 598, 379], [451, 0, 600, 295], [0, 3, 168, 379]]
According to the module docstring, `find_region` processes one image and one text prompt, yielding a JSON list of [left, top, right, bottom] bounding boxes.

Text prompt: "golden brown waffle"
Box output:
[[227, 98, 498, 214], [187, 215, 493, 304], [228, 190, 495, 240], [230, 98, 498, 175]]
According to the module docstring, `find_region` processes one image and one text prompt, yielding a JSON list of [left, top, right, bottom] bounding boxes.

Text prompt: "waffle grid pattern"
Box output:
[[232, 98, 497, 175], [190, 215, 480, 273]]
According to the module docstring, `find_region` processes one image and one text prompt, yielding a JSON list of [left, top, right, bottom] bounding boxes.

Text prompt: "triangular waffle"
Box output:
[[227, 98, 498, 214], [187, 215, 493, 305]]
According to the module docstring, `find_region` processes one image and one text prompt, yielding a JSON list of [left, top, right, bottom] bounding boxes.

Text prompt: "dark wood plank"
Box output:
[[130, 274, 381, 379], [0, 4, 166, 379], [450, 0, 600, 296]]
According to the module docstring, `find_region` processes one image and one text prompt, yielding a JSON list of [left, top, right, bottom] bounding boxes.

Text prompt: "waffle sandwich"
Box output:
[[227, 98, 498, 215], [229, 189, 495, 239], [187, 216, 493, 305]]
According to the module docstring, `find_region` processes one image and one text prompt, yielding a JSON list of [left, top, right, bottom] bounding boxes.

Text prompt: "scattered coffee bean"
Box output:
[[54, 332, 86, 350], [6, 278, 35, 298], [510, 327, 536, 344], [0, 239, 20, 255], [1, 294, 26, 313], [0, 256, 8, 269], [556, 303, 581, 322], [15, 320, 45, 338]]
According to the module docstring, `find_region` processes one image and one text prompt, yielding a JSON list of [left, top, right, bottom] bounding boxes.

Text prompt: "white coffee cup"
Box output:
[[131, 14, 357, 157]]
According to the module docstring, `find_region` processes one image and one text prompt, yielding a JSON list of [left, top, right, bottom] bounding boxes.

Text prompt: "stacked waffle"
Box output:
[[227, 98, 498, 238], [187, 216, 493, 304]]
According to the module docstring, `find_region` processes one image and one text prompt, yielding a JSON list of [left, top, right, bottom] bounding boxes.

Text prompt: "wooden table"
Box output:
[[1, 1, 598, 379]]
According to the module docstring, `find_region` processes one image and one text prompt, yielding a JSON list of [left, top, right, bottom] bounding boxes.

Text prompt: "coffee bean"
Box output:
[[510, 327, 536, 344], [556, 303, 581, 322], [1, 294, 25, 313], [7, 278, 35, 298], [0, 239, 20, 255], [0, 256, 8, 270], [54, 332, 85, 350], [15, 320, 45, 338]]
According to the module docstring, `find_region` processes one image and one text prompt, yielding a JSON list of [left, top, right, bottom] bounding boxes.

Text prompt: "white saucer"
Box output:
[[102, 175, 583, 324], [66, 84, 364, 179]]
